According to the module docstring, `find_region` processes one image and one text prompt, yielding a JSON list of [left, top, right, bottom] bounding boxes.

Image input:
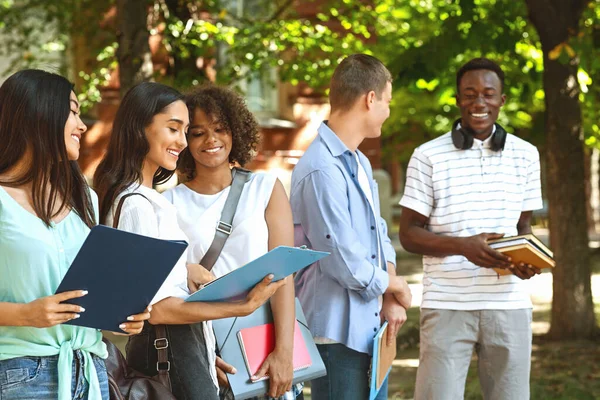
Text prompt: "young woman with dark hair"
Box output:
[[163, 85, 299, 400], [94, 81, 285, 400], [0, 69, 149, 400]]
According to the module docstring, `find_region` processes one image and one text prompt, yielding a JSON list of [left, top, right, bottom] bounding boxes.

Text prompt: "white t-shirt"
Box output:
[[400, 130, 543, 310], [106, 184, 189, 305], [163, 172, 277, 389], [163, 172, 277, 277]]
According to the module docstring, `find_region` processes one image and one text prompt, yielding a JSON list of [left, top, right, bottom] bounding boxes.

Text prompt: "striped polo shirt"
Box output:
[[400, 129, 543, 310]]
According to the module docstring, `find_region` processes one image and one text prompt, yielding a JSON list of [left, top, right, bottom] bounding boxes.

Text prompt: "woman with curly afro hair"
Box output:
[[163, 85, 301, 400]]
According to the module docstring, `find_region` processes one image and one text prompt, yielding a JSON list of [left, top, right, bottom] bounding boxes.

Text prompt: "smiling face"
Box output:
[[144, 100, 189, 172], [456, 69, 506, 138], [187, 107, 232, 170], [64, 91, 87, 160]]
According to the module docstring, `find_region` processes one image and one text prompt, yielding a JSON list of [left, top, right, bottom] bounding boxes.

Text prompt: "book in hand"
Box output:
[[487, 233, 555, 276], [55, 225, 187, 332], [369, 322, 396, 400], [186, 246, 329, 302], [237, 320, 312, 381]]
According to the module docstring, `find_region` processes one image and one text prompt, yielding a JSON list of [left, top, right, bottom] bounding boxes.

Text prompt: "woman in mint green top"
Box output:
[[0, 70, 150, 400]]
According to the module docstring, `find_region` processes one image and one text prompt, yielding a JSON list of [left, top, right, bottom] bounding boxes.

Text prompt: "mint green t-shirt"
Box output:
[[0, 186, 108, 400]]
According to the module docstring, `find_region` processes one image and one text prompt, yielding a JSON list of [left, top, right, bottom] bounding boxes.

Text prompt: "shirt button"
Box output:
[[326, 234, 331, 239], [373, 327, 377, 332], [371, 255, 376, 259], [351, 174, 355, 178], [371, 226, 375, 230], [375, 312, 378, 317]]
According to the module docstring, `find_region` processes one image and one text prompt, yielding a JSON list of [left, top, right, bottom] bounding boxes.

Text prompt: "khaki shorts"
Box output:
[[414, 308, 532, 400]]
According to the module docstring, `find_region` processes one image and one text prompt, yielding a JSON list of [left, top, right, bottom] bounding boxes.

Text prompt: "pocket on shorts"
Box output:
[[0, 356, 43, 389]]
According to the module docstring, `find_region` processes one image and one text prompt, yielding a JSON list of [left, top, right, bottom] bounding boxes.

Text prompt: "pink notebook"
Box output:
[[237, 321, 312, 380]]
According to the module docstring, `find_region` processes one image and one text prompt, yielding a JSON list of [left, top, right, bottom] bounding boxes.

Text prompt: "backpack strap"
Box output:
[[199, 167, 252, 271]]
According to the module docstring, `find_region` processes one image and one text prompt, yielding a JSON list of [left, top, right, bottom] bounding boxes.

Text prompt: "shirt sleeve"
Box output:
[[117, 196, 189, 304], [379, 216, 396, 268], [399, 148, 434, 217], [522, 147, 544, 211], [292, 168, 389, 301]]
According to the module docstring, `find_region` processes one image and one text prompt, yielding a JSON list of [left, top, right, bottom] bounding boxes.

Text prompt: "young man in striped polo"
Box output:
[[399, 57, 543, 399]]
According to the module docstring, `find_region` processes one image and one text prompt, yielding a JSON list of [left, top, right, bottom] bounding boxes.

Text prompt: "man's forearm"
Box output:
[[384, 263, 399, 303], [400, 225, 465, 258]]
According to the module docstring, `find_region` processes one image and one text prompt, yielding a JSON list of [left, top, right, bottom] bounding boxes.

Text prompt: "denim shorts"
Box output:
[[0, 350, 109, 400]]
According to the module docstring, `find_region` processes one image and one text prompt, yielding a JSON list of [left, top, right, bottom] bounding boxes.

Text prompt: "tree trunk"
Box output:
[[116, 0, 153, 97], [585, 148, 599, 234], [525, 0, 597, 339]]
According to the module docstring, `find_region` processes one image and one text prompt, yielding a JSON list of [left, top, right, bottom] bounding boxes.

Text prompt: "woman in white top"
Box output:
[[163, 85, 297, 400], [93, 82, 285, 400]]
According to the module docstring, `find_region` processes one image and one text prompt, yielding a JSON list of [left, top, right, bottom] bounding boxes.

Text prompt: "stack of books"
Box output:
[[487, 233, 555, 276]]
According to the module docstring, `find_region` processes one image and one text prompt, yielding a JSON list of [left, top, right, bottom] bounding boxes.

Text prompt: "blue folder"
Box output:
[[55, 225, 187, 332], [185, 246, 329, 302], [369, 321, 394, 400], [213, 298, 327, 400]]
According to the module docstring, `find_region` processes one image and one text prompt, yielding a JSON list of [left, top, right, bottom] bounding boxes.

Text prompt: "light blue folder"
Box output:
[[185, 246, 329, 302], [369, 321, 392, 400], [213, 298, 327, 400]]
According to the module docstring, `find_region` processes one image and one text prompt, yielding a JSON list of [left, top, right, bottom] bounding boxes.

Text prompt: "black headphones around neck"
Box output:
[[451, 118, 507, 152]]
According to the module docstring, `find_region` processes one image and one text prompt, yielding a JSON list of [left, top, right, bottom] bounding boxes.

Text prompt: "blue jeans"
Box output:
[[0, 350, 109, 400], [311, 344, 388, 400]]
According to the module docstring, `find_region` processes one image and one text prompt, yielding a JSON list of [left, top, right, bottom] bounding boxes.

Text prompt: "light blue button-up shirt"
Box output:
[[291, 121, 396, 355]]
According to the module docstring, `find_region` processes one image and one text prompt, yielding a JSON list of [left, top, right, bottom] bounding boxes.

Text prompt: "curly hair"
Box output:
[[178, 85, 260, 181]]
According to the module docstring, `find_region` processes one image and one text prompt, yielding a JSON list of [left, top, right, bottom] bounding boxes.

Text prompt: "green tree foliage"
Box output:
[[0, 0, 597, 146]]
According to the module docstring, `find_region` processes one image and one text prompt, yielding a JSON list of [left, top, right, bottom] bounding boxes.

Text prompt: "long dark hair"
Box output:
[[94, 81, 184, 224], [0, 69, 95, 228]]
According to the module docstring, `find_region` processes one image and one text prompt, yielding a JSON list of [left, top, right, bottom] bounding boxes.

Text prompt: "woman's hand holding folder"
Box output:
[[148, 274, 286, 325], [242, 275, 287, 316], [187, 263, 217, 292], [21, 290, 89, 328], [113, 305, 152, 336]]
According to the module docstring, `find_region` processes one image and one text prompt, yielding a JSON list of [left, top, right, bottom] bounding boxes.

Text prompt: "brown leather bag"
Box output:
[[103, 337, 176, 400], [103, 192, 176, 400]]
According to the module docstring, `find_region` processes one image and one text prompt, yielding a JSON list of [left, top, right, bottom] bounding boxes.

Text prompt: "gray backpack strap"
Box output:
[[200, 167, 252, 271]]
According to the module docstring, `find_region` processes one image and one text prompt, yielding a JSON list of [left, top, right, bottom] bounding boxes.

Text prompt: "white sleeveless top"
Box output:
[[163, 172, 277, 277], [163, 172, 276, 392]]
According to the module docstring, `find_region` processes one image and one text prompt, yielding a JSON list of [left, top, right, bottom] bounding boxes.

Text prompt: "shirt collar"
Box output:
[[318, 121, 352, 157], [456, 122, 497, 149]]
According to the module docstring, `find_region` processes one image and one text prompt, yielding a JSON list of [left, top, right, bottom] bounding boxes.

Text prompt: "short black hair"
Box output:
[[456, 57, 505, 92]]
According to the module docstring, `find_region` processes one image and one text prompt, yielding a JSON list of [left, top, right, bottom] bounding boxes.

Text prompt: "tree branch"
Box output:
[[268, 0, 295, 23]]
